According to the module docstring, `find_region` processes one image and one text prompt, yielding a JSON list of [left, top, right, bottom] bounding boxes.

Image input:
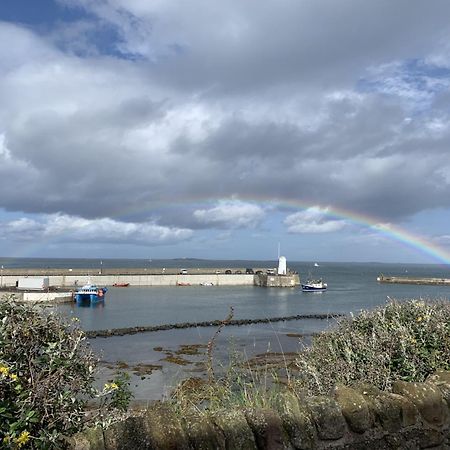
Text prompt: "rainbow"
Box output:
[[5, 196, 450, 265], [144, 195, 450, 265]]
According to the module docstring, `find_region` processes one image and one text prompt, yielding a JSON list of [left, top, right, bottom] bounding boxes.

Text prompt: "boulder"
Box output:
[[142, 403, 190, 449], [334, 385, 374, 433], [212, 409, 257, 450], [305, 396, 347, 440], [244, 408, 293, 449], [66, 427, 105, 450], [392, 381, 448, 428], [275, 392, 316, 449], [183, 413, 226, 450], [104, 415, 151, 450]]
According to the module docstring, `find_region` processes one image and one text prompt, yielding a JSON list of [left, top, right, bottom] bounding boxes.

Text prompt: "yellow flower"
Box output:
[[105, 382, 119, 390], [9, 373, 18, 382], [0, 365, 9, 377], [14, 430, 30, 447], [416, 316, 423, 322]]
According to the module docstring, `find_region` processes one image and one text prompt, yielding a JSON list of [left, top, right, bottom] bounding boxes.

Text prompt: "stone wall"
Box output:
[[68, 370, 450, 449]]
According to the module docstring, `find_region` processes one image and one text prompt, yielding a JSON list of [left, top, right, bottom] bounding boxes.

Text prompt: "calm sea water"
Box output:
[[6, 258, 450, 399]]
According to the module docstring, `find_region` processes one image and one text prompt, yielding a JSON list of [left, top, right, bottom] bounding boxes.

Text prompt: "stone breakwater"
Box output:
[[86, 313, 343, 338], [68, 370, 450, 449], [377, 274, 450, 286]]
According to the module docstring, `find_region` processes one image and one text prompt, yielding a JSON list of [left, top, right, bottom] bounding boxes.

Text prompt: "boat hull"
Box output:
[[75, 293, 104, 302], [301, 285, 327, 292]]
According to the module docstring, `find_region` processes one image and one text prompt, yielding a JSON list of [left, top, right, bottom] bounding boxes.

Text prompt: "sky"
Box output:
[[1, 0, 450, 263]]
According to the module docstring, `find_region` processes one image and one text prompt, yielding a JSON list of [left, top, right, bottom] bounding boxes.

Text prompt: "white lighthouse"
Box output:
[[277, 256, 287, 275]]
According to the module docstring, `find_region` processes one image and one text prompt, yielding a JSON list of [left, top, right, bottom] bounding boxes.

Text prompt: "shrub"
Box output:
[[294, 298, 450, 396], [0, 295, 131, 449]]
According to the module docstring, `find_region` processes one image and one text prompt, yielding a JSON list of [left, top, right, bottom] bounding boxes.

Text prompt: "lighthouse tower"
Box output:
[[277, 256, 287, 275]]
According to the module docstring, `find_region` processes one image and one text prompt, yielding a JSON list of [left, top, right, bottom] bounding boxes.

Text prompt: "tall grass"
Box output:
[[293, 298, 450, 396]]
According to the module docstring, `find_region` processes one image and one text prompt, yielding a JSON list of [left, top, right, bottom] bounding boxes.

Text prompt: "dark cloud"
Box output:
[[2, 1, 450, 238]]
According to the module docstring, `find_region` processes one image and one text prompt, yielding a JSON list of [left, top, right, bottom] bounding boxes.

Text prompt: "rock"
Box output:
[[426, 371, 450, 413], [334, 385, 374, 433], [66, 427, 105, 450], [305, 396, 347, 440], [275, 392, 316, 449], [388, 393, 418, 428], [244, 408, 293, 449], [104, 415, 151, 450], [426, 370, 450, 385], [353, 384, 405, 432], [183, 413, 226, 450], [392, 381, 448, 428], [212, 409, 257, 450], [142, 403, 190, 449]]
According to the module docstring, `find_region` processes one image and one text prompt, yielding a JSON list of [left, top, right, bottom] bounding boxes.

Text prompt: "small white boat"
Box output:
[[314, 262, 319, 267], [200, 282, 214, 286], [301, 279, 327, 292]]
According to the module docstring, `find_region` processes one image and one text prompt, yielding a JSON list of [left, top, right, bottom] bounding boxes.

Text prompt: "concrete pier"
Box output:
[[0, 268, 262, 288], [377, 275, 450, 285]]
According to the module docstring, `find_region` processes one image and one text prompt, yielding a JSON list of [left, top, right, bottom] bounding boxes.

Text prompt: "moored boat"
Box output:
[[113, 283, 129, 287], [301, 279, 327, 292], [75, 284, 107, 303]]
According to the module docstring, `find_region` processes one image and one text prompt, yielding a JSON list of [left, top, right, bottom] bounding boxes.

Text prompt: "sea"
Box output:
[[3, 257, 450, 401]]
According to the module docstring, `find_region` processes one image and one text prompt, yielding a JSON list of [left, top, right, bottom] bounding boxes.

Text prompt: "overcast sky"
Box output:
[[1, 0, 450, 263]]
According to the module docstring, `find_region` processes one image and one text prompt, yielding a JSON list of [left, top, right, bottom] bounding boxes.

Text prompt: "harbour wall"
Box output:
[[378, 275, 450, 285], [68, 370, 450, 449], [0, 273, 256, 287]]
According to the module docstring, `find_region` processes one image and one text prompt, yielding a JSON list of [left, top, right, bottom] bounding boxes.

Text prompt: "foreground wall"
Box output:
[[68, 371, 450, 449]]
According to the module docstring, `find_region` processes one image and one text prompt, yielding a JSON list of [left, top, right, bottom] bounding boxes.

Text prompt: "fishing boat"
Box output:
[[113, 282, 129, 287], [74, 283, 107, 303], [301, 279, 327, 292]]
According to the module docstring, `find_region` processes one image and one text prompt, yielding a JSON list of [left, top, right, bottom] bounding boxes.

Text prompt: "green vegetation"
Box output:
[[171, 299, 450, 414], [294, 298, 450, 396], [0, 295, 131, 449]]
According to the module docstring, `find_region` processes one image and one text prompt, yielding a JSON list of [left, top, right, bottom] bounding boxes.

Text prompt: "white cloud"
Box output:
[[0, 214, 193, 245], [284, 207, 347, 234], [193, 200, 265, 229]]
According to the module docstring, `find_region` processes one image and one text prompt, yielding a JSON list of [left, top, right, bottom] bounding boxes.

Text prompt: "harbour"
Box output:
[[2, 259, 450, 400]]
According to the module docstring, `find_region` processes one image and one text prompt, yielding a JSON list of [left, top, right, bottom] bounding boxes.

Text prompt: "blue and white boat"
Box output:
[[74, 283, 107, 304], [301, 279, 327, 292]]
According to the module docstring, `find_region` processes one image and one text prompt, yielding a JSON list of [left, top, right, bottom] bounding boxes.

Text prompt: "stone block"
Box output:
[[183, 413, 226, 450], [244, 408, 292, 449], [212, 409, 257, 450], [389, 393, 419, 428], [305, 396, 347, 440], [66, 427, 105, 450], [334, 385, 374, 433], [426, 371, 450, 415], [142, 403, 190, 449], [275, 392, 316, 449], [104, 415, 151, 450], [426, 370, 450, 385], [392, 381, 448, 428]]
